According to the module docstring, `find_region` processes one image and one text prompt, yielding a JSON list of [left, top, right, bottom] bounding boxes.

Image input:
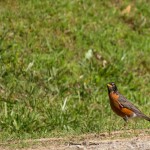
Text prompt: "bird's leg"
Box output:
[[123, 116, 128, 127]]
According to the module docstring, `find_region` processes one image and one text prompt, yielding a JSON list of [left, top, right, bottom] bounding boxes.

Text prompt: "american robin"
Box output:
[[107, 82, 150, 122]]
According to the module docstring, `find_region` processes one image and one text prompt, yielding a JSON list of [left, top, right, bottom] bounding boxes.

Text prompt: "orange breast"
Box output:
[[109, 92, 133, 117], [121, 108, 133, 116]]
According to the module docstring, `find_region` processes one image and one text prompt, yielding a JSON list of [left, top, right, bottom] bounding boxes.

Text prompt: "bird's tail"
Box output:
[[140, 114, 150, 121]]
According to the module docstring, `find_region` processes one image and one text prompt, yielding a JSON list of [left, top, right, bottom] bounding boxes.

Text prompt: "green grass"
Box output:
[[0, 0, 150, 141]]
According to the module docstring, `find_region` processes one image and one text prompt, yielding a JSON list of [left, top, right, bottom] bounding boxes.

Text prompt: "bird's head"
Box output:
[[107, 82, 118, 93]]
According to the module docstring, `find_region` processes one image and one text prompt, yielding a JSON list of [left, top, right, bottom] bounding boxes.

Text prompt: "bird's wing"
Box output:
[[118, 94, 142, 114]]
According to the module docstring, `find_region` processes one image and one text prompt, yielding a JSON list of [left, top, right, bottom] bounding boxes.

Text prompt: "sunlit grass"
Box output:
[[0, 0, 150, 141]]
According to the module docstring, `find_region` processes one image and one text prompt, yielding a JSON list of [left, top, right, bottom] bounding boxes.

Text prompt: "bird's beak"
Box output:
[[107, 84, 112, 87]]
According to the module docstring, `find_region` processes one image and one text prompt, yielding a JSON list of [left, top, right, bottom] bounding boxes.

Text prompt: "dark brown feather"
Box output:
[[118, 93, 150, 120]]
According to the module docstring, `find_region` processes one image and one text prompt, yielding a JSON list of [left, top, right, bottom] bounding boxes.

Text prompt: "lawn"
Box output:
[[0, 0, 150, 141]]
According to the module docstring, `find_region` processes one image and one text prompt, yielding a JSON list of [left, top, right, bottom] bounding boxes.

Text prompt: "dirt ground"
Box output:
[[1, 129, 150, 150]]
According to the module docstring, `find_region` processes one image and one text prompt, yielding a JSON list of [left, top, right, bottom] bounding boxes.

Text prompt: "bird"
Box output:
[[107, 82, 150, 123]]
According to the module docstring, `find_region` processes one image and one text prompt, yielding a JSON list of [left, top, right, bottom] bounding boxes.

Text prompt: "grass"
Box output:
[[0, 0, 150, 141]]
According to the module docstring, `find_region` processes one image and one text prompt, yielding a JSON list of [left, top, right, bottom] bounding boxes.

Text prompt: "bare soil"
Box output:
[[1, 129, 150, 150]]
